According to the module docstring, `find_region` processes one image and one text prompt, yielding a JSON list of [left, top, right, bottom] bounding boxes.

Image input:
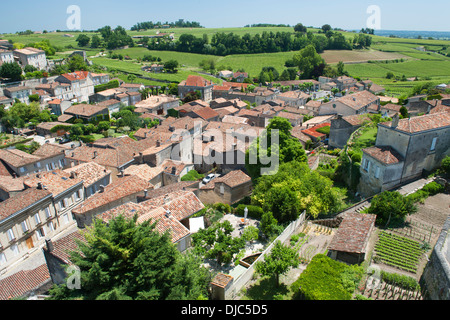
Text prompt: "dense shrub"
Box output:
[[291, 254, 363, 300], [212, 203, 232, 214], [421, 181, 445, 195], [380, 271, 420, 291], [181, 170, 204, 182], [368, 191, 417, 226], [234, 204, 264, 219]]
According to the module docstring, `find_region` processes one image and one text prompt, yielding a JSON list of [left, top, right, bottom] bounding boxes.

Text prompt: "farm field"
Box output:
[[2, 26, 450, 97], [322, 49, 408, 64]]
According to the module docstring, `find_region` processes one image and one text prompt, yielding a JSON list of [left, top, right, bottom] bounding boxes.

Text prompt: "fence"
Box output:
[[225, 211, 307, 300]]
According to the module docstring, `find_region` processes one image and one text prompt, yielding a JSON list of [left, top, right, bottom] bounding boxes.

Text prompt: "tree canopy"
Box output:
[[255, 240, 299, 286], [245, 117, 307, 181], [252, 161, 345, 222], [48, 215, 211, 300]]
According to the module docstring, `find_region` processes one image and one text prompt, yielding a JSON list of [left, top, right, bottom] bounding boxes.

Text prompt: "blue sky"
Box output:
[[1, 0, 449, 34]]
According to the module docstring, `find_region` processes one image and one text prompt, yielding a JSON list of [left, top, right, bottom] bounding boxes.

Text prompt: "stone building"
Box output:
[[198, 170, 253, 205], [329, 114, 372, 149], [178, 75, 215, 102], [319, 91, 380, 117], [13, 47, 47, 70], [328, 213, 377, 265], [358, 112, 450, 196]]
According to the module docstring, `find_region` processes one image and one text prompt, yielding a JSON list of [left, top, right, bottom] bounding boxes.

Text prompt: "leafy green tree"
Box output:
[[260, 211, 282, 239], [47, 215, 211, 300], [321, 24, 332, 33], [294, 23, 307, 33], [337, 61, 345, 76], [255, 241, 299, 286], [399, 106, 409, 119], [164, 60, 179, 73], [0, 62, 23, 82], [67, 55, 88, 72], [241, 226, 259, 243], [367, 191, 417, 226], [292, 45, 325, 79], [252, 161, 344, 220], [264, 183, 302, 223], [90, 35, 102, 48], [192, 221, 245, 266], [76, 34, 90, 47], [9, 102, 41, 123], [97, 121, 111, 133]]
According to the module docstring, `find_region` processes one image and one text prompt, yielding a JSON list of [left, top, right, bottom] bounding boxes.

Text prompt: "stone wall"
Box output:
[[420, 216, 450, 300]]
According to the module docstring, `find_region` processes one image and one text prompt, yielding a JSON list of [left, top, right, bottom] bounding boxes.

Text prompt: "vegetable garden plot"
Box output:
[[374, 231, 425, 274]]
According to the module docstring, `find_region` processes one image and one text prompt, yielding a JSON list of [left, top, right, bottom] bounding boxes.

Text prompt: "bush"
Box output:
[[380, 271, 420, 291], [235, 204, 264, 219], [441, 156, 450, 175], [421, 181, 445, 196], [291, 254, 363, 300], [368, 191, 417, 226], [212, 203, 231, 214], [351, 153, 362, 163], [181, 170, 204, 182]]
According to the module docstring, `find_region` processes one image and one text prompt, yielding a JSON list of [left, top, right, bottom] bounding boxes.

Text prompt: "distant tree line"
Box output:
[[131, 20, 203, 31], [244, 23, 292, 28], [146, 29, 370, 56]]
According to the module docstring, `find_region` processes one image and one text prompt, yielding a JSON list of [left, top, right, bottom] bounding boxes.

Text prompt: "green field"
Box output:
[[3, 27, 450, 97]]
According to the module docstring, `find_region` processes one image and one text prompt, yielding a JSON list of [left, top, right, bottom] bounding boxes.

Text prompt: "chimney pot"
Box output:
[[45, 239, 54, 252]]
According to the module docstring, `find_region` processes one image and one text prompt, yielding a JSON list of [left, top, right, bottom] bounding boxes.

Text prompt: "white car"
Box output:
[[202, 174, 216, 184]]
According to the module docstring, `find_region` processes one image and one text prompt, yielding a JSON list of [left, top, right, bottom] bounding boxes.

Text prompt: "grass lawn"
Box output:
[[240, 275, 295, 300], [350, 126, 378, 155]]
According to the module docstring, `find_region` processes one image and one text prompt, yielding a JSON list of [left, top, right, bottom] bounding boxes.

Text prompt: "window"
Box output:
[[10, 244, 19, 257], [21, 220, 29, 233], [0, 252, 6, 266], [36, 228, 46, 240], [375, 166, 381, 179], [34, 213, 41, 225], [430, 137, 437, 152], [59, 159, 65, 168], [35, 162, 41, 168], [47, 221, 55, 232], [44, 207, 52, 219], [75, 190, 82, 201], [19, 167, 26, 173], [220, 184, 225, 195], [59, 200, 66, 211], [7, 229, 15, 242], [62, 213, 70, 225]]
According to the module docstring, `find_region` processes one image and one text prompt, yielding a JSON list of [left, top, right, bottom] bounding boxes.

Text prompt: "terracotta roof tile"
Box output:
[[72, 175, 151, 215], [0, 264, 51, 300], [363, 146, 404, 165], [0, 187, 51, 222], [328, 213, 376, 254], [380, 112, 450, 133]]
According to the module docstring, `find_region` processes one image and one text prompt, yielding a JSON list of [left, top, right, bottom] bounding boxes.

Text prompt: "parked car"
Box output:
[[202, 174, 216, 185]]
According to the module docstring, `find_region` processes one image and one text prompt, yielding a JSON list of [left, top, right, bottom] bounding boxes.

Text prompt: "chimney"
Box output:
[[93, 151, 98, 159], [391, 113, 400, 129], [37, 182, 43, 190], [156, 140, 161, 147], [171, 167, 176, 175], [144, 189, 148, 198], [165, 209, 172, 218], [45, 239, 54, 252], [70, 171, 77, 179]]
